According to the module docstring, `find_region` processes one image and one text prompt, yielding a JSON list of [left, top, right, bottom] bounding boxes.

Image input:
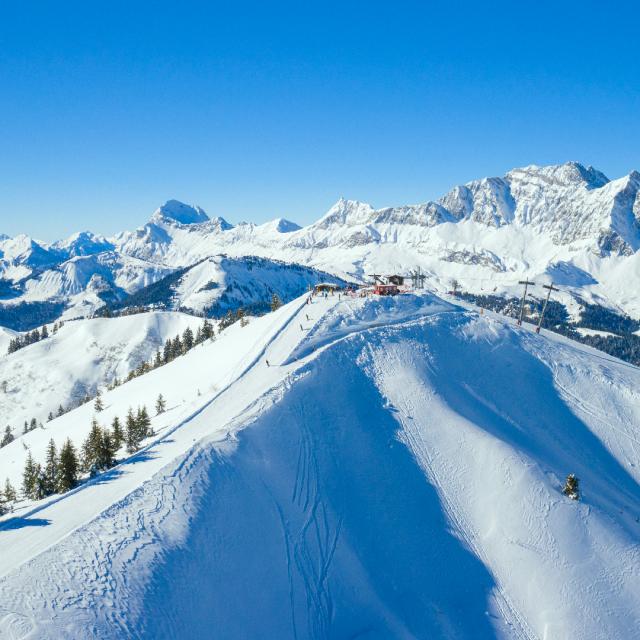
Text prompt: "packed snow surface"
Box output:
[[1, 292, 640, 638]]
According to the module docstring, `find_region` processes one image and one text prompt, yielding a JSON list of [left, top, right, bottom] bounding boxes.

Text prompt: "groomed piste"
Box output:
[[1, 290, 640, 639]]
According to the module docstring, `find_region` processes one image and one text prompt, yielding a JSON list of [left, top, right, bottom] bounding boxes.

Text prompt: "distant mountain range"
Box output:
[[2, 161, 639, 329]]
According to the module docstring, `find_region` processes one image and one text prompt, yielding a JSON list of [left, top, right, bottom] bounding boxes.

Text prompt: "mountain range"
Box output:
[[2, 161, 640, 330]]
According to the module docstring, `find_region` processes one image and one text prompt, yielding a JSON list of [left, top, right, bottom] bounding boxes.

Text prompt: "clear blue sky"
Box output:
[[1, 0, 639, 241]]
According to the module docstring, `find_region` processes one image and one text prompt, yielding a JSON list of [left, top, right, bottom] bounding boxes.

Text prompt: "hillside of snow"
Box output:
[[1, 291, 640, 638], [0, 312, 199, 438], [2, 161, 640, 327]]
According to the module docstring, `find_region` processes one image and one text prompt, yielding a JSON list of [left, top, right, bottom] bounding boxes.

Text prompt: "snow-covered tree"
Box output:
[[182, 326, 194, 351], [126, 408, 141, 453], [94, 392, 104, 413], [155, 394, 166, 415], [562, 473, 580, 500], [4, 478, 17, 503], [22, 451, 40, 500], [137, 406, 153, 438], [1, 425, 14, 448]]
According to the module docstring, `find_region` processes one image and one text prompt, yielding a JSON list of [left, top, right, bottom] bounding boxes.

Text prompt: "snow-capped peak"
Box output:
[[261, 218, 301, 233], [506, 161, 610, 189], [152, 200, 210, 225]]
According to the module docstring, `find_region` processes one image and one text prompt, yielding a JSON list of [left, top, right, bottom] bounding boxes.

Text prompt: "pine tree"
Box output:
[[270, 293, 282, 312], [57, 404, 65, 417], [126, 408, 141, 453], [171, 335, 183, 358], [136, 405, 153, 438], [23, 420, 29, 435], [0, 492, 7, 516], [22, 451, 39, 499], [111, 416, 124, 450], [155, 394, 166, 415], [562, 473, 580, 500], [98, 430, 116, 470], [43, 439, 58, 496], [182, 326, 194, 351], [4, 478, 17, 503], [30, 417, 37, 432], [1, 425, 14, 448], [163, 338, 172, 364], [48, 411, 54, 422], [153, 349, 162, 368], [94, 392, 104, 413], [82, 418, 104, 475], [41, 324, 49, 339], [57, 439, 79, 492], [202, 318, 214, 340], [195, 325, 203, 345]]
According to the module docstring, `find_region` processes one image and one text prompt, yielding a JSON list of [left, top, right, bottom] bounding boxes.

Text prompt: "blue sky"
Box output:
[[1, 0, 639, 241]]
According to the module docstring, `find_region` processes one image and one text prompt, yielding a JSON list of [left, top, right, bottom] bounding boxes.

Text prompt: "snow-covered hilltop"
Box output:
[[2, 161, 640, 330], [1, 292, 639, 637]]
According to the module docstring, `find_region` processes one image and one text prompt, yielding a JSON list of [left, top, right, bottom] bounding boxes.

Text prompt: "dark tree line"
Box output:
[[19, 400, 160, 502], [7, 321, 64, 355]]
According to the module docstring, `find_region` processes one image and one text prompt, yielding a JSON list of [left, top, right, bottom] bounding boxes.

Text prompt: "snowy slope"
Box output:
[[3, 161, 640, 327], [0, 312, 199, 438], [1, 292, 640, 638]]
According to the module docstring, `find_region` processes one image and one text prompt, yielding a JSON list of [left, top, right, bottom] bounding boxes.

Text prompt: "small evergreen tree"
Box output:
[[270, 293, 282, 312], [23, 420, 29, 435], [47, 411, 54, 422], [126, 408, 141, 453], [153, 349, 162, 368], [82, 418, 104, 474], [94, 392, 104, 413], [562, 473, 580, 500], [57, 404, 65, 417], [202, 318, 214, 340], [171, 335, 183, 358], [1, 425, 14, 448], [41, 325, 49, 339], [4, 478, 17, 503], [43, 439, 59, 496], [22, 450, 38, 499], [97, 430, 116, 470], [155, 394, 166, 415], [163, 338, 173, 364], [136, 406, 153, 438], [111, 416, 124, 450], [57, 439, 79, 492], [30, 417, 37, 432], [182, 326, 194, 351]]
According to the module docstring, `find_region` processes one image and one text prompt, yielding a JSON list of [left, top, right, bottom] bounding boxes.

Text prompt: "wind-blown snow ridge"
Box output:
[[1, 292, 639, 638]]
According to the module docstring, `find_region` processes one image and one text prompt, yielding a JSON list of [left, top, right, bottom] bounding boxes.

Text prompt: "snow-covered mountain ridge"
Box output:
[[1, 292, 639, 638], [2, 161, 640, 326]]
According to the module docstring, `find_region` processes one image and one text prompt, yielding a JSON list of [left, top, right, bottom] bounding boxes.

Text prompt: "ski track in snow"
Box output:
[[1, 292, 640, 638]]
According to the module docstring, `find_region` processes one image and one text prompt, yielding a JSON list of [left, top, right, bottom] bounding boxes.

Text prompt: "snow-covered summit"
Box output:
[[151, 199, 211, 225]]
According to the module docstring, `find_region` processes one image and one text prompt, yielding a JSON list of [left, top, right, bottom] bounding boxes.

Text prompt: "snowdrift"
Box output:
[[1, 293, 640, 639]]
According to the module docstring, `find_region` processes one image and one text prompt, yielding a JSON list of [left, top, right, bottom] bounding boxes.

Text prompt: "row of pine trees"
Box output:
[[15, 396, 166, 505], [6, 321, 65, 355]]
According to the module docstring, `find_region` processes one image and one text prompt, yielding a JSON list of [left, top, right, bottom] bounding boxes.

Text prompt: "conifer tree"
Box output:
[[1, 425, 14, 448], [172, 335, 183, 358], [182, 326, 194, 351], [57, 439, 79, 492], [163, 338, 172, 364], [136, 406, 153, 438], [41, 325, 49, 339], [82, 418, 104, 474], [94, 392, 104, 413], [22, 451, 39, 499], [202, 318, 214, 340], [195, 325, 203, 345], [153, 349, 162, 368], [43, 439, 59, 496], [23, 420, 29, 435], [47, 411, 54, 422], [98, 430, 116, 470], [270, 293, 282, 312], [111, 416, 124, 450], [0, 492, 7, 516], [30, 417, 37, 432], [126, 408, 141, 453], [155, 394, 166, 415], [4, 478, 17, 503], [562, 473, 580, 500], [57, 404, 65, 417]]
